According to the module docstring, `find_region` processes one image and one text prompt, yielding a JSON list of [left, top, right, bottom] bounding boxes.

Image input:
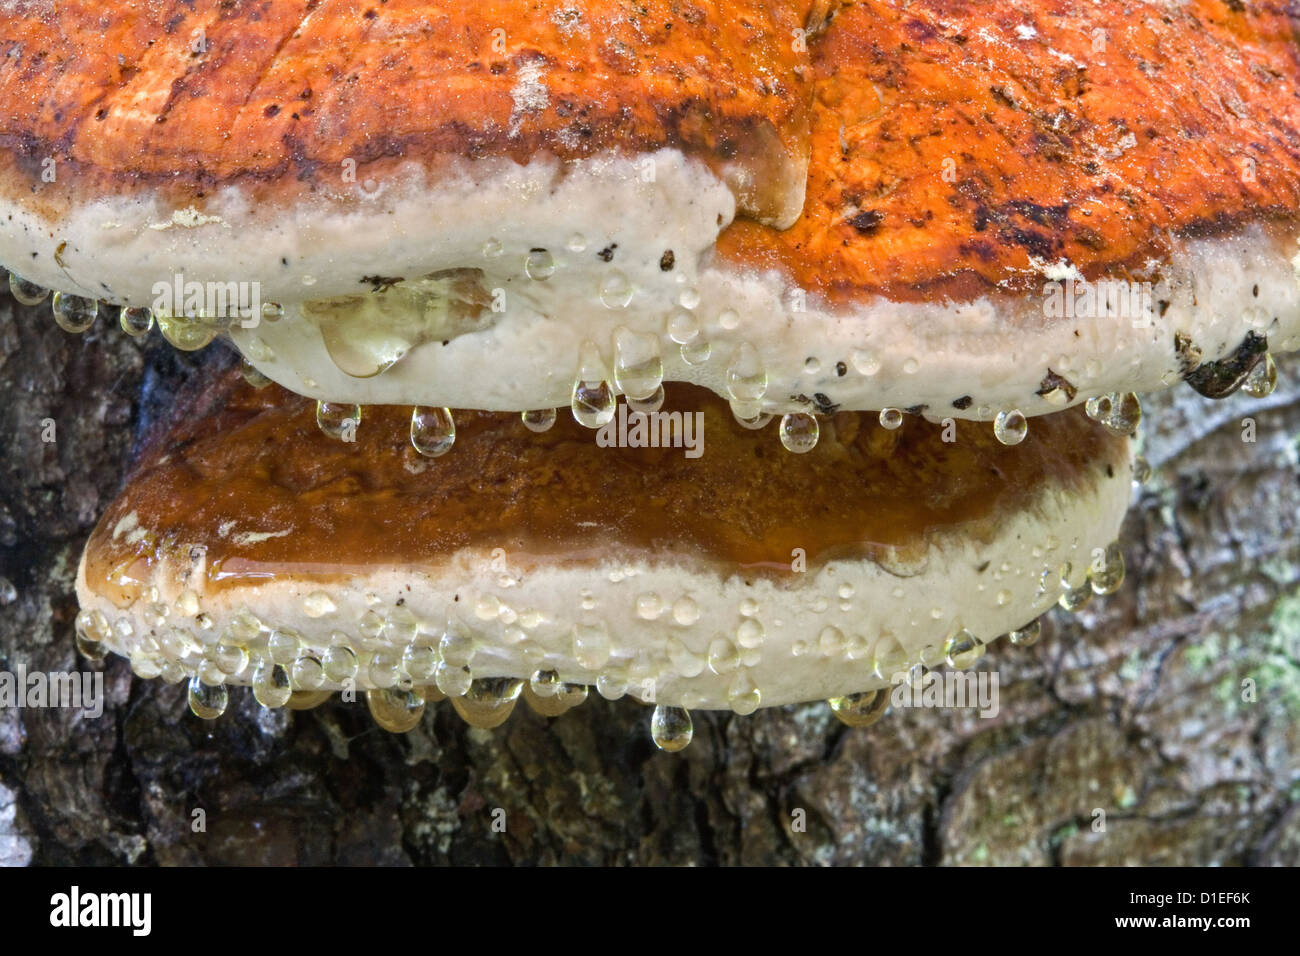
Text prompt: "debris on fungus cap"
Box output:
[[2, 1, 1298, 424], [74, 367, 1133, 738]]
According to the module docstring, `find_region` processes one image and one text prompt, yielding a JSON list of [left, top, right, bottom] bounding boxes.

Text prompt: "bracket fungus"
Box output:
[[0, 0, 1290, 747]]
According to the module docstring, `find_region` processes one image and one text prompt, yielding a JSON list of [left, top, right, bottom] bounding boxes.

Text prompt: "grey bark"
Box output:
[[0, 290, 1298, 866]]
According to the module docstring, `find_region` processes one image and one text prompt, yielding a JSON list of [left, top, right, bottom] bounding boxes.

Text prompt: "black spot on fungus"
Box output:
[[951, 395, 973, 410], [1183, 332, 1268, 399], [848, 210, 884, 235], [264, 104, 280, 118], [813, 393, 838, 415], [835, 361, 847, 377], [906, 404, 927, 416], [360, 275, 403, 293], [597, 245, 617, 262], [1036, 369, 1077, 403], [659, 250, 675, 271]]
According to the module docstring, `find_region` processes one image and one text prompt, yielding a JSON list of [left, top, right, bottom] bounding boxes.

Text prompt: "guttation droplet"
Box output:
[[725, 343, 767, 403], [827, 689, 889, 728], [317, 401, 361, 440], [1242, 353, 1277, 399], [367, 687, 426, 733], [9, 274, 49, 306], [650, 705, 693, 752], [612, 326, 663, 401], [521, 408, 557, 432], [410, 406, 456, 457], [779, 412, 820, 453], [993, 409, 1028, 445], [571, 340, 616, 428], [52, 293, 98, 333], [524, 249, 555, 280], [1008, 619, 1042, 647], [451, 676, 524, 729], [1085, 391, 1141, 435], [879, 408, 903, 430], [188, 675, 228, 719], [944, 629, 985, 669], [120, 306, 154, 337], [1088, 541, 1126, 596]]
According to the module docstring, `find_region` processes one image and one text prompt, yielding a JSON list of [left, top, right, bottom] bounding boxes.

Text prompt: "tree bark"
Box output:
[[1, 291, 1297, 865]]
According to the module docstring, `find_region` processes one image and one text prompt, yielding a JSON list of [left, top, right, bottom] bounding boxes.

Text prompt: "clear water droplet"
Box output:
[[994, 410, 1028, 445], [1089, 541, 1126, 595], [612, 327, 663, 400], [779, 412, 819, 453], [524, 249, 555, 280], [650, 705, 693, 752], [410, 405, 456, 457], [1008, 618, 1042, 647], [571, 341, 616, 427], [730, 399, 772, 429], [434, 660, 473, 697], [322, 644, 358, 682], [188, 675, 228, 719], [52, 292, 98, 333], [521, 408, 557, 432], [667, 310, 699, 344], [316, 401, 361, 440], [828, 689, 889, 727], [627, 385, 665, 415], [290, 654, 325, 689], [119, 306, 154, 337], [367, 687, 425, 732], [680, 339, 711, 366], [944, 629, 985, 669], [573, 624, 611, 668], [1242, 353, 1277, 398], [482, 238, 504, 258], [9, 274, 48, 306], [155, 311, 218, 351], [600, 270, 634, 309], [725, 342, 767, 402], [879, 408, 904, 430], [451, 676, 523, 729], [253, 662, 292, 708]]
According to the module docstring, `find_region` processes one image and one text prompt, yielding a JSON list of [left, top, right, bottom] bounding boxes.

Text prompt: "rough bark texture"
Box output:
[[1, 289, 1298, 866]]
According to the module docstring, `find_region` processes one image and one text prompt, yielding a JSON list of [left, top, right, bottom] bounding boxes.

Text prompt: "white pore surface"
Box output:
[[4, 149, 1293, 418], [75, 447, 1132, 712]]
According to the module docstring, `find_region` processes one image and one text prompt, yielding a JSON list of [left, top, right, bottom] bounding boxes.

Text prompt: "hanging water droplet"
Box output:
[[600, 270, 634, 309], [291, 654, 325, 690], [725, 342, 767, 402], [213, 642, 249, 675], [402, 643, 437, 681], [717, 309, 740, 331], [871, 632, 908, 681], [74, 608, 110, 660], [366, 687, 426, 732], [261, 302, 284, 322], [612, 327, 663, 400], [1088, 542, 1126, 596], [451, 676, 524, 729], [627, 385, 665, 415], [1242, 352, 1277, 398], [1104, 392, 1141, 434], [680, 339, 711, 366], [828, 689, 889, 727], [524, 248, 555, 280], [367, 650, 402, 689], [322, 644, 358, 682], [51, 292, 98, 333], [523, 679, 588, 717], [571, 340, 616, 427], [994, 409, 1028, 445], [530, 668, 562, 698], [879, 407, 904, 430], [9, 274, 48, 306], [434, 660, 473, 697], [188, 675, 228, 719], [779, 412, 819, 453], [667, 310, 699, 344], [521, 408, 557, 432], [252, 662, 292, 708], [410, 405, 456, 457], [573, 624, 611, 669], [316, 401, 361, 440], [730, 399, 771, 429], [650, 705, 693, 752], [1058, 579, 1092, 612], [1008, 618, 1042, 647], [944, 629, 985, 669], [286, 689, 333, 710], [727, 674, 761, 715], [240, 361, 272, 388], [155, 311, 217, 351]]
